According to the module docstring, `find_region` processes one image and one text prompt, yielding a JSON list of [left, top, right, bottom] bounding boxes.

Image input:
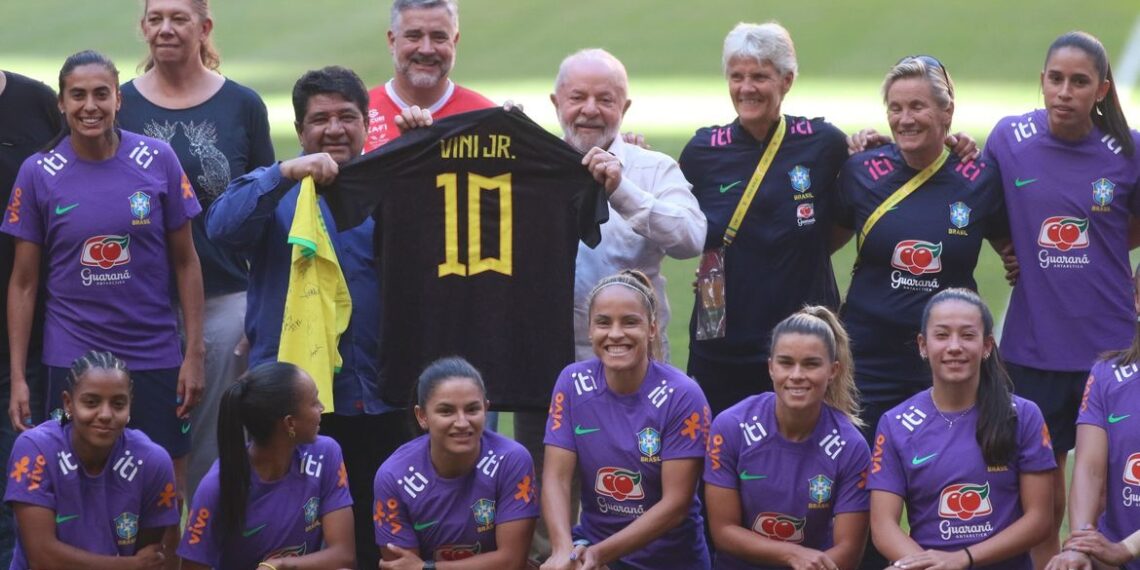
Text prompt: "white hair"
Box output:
[[390, 0, 458, 31], [722, 22, 797, 78], [553, 48, 629, 95]]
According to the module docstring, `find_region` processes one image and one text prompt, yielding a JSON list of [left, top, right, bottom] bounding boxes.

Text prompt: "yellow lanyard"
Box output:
[[857, 148, 950, 253], [723, 117, 787, 247]]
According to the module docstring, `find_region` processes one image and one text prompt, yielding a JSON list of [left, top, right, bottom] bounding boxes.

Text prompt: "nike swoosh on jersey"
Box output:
[[719, 181, 742, 194], [414, 520, 439, 531], [181, 421, 191, 434], [911, 453, 938, 465], [574, 425, 600, 436], [1108, 413, 1131, 424], [55, 514, 79, 524], [242, 523, 267, 537], [55, 203, 79, 215], [739, 471, 767, 480], [1014, 178, 1037, 187]]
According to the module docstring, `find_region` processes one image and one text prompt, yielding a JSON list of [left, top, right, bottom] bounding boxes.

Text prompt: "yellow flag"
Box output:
[[278, 176, 351, 412]]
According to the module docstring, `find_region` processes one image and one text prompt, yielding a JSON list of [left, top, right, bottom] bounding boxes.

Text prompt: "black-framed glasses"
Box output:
[[898, 54, 953, 98]]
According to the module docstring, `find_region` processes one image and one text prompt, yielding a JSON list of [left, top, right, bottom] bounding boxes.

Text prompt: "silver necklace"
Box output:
[[931, 390, 975, 429]]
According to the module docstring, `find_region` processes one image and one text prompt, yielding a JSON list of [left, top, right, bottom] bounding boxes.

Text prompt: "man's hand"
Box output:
[[394, 105, 433, 131], [280, 153, 341, 185], [582, 146, 622, 195]]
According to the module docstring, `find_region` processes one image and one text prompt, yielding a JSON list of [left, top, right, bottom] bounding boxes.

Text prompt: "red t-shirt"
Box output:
[[364, 80, 495, 152]]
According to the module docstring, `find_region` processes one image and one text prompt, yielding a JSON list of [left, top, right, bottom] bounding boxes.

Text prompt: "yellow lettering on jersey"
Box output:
[[947, 228, 968, 236], [440, 135, 515, 159], [467, 173, 513, 275], [437, 173, 467, 277]]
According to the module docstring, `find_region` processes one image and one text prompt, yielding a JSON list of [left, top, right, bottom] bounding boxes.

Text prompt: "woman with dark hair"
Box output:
[[835, 55, 1006, 443], [176, 362, 354, 570], [1045, 265, 1140, 570], [373, 356, 538, 569], [1, 50, 204, 478], [542, 270, 711, 570], [5, 351, 178, 569], [982, 31, 1140, 565], [869, 289, 1054, 570], [705, 306, 870, 569], [117, 0, 274, 502]]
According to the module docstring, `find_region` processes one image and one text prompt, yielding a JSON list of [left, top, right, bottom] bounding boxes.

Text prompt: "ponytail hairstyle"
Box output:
[[769, 306, 863, 427], [1102, 263, 1140, 366], [920, 288, 1017, 466], [62, 351, 131, 423], [1045, 31, 1134, 156], [41, 50, 120, 153], [410, 356, 487, 434], [217, 362, 302, 533], [139, 0, 221, 72], [585, 269, 663, 360]]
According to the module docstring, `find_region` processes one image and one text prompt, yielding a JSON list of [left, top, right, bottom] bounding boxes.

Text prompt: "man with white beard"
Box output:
[[364, 0, 495, 152]]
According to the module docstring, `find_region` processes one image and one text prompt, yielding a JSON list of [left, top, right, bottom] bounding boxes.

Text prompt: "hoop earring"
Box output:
[[288, 428, 296, 439]]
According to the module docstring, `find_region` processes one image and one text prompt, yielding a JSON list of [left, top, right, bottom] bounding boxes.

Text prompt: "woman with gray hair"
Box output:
[[832, 55, 1007, 438]]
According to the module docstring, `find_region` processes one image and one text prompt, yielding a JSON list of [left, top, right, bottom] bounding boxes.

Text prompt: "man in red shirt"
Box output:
[[365, 0, 495, 152]]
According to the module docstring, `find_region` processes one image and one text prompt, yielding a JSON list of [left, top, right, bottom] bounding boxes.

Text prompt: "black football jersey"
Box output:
[[324, 107, 607, 410]]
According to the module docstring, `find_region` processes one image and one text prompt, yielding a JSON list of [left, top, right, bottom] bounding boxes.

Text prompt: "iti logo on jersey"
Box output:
[[1092, 178, 1116, 207], [808, 474, 833, 505], [129, 191, 151, 222], [751, 512, 806, 543], [1037, 217, 1089, 251], [938, 482, 993, 520], [115, 512, 139, 544], [637, 427, 661, 460], [81, 235, 131, 269], [949, 202, 971, 229], [1123, 453, 1140, 486], [595, 467, 645, 501], [472, 498, 496, 532], [796, 202, 816, 227], [789, 165, 811, 193], [891, 240, 942, 276]]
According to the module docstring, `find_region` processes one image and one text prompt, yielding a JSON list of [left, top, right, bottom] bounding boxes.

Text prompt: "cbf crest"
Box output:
[[115, 512, 139, 544], [789, 165, 811, 193], [1092, 178, 1116, 207], [949, 202, 971, 229], [129, 191, 151, 221], [808, 474, 833, 505], [303, 496, 321, 528], [472, 498, 496, 532], [637, 427, 661, 459]]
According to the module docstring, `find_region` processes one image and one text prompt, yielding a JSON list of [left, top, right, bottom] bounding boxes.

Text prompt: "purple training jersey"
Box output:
[[176, 436, 352, 568], [4, 421, 178, 569], [0, 130, 200, 369], [373, 430, 538, 562], [1077, 358, 1140, 570], [868, 390, 1055, 569], [705, 393, 870, 569], [544, 358, 712, 569], [983, 110, 1140, 371]]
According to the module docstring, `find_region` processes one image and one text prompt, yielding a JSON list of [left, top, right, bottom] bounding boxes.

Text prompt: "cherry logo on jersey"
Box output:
[[938, 482, 993, 520], [436, 543, 482, 561], [1037, 217, 1089, 251], [81, 235, 130, 269], [594, 467, 645, 501], [891, 240, 943, 275], [1123, 453, 1140, 486], [751, 512, 806, 543]]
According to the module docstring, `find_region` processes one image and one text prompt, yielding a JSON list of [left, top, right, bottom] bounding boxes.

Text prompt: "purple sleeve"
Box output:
[[833, 428, 872, 514], [3, 434, 53, 509], [176, 476, 221, 567], [543, 370, 576, 451], [139, 446, 179, 529], [494, 447, 539, 524], [0, 161, 46, 244], [319, 440, 353, 516], [866, 416, 906, 496], [161, 150, 201, 230], [372, 465, 418, 550], [661, 381, 709, 461], [703, 409, 741, 489], [1016, 400, 1058, 473], [1076, 366, 1106, 429], [980, 120, 1005, 168]]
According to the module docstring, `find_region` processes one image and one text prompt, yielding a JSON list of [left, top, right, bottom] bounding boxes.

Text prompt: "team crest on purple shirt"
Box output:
[[637, 427, 661, 462], [1092, 177, 1116, 207], [129, 191, 151, 223], [302, 496, 320, 531], [949, 202, 970, 229], [471, 498, 496, 532], [789, 165, 811, 193], [114, 511, 139, 545], [808, 474, 833, 505]]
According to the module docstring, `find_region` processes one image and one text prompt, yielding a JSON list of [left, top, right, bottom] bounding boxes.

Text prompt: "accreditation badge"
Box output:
[[695, 248, 727, 340]]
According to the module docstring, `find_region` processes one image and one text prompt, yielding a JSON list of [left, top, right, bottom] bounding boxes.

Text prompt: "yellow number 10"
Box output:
[[437, 172, 513, 277]]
